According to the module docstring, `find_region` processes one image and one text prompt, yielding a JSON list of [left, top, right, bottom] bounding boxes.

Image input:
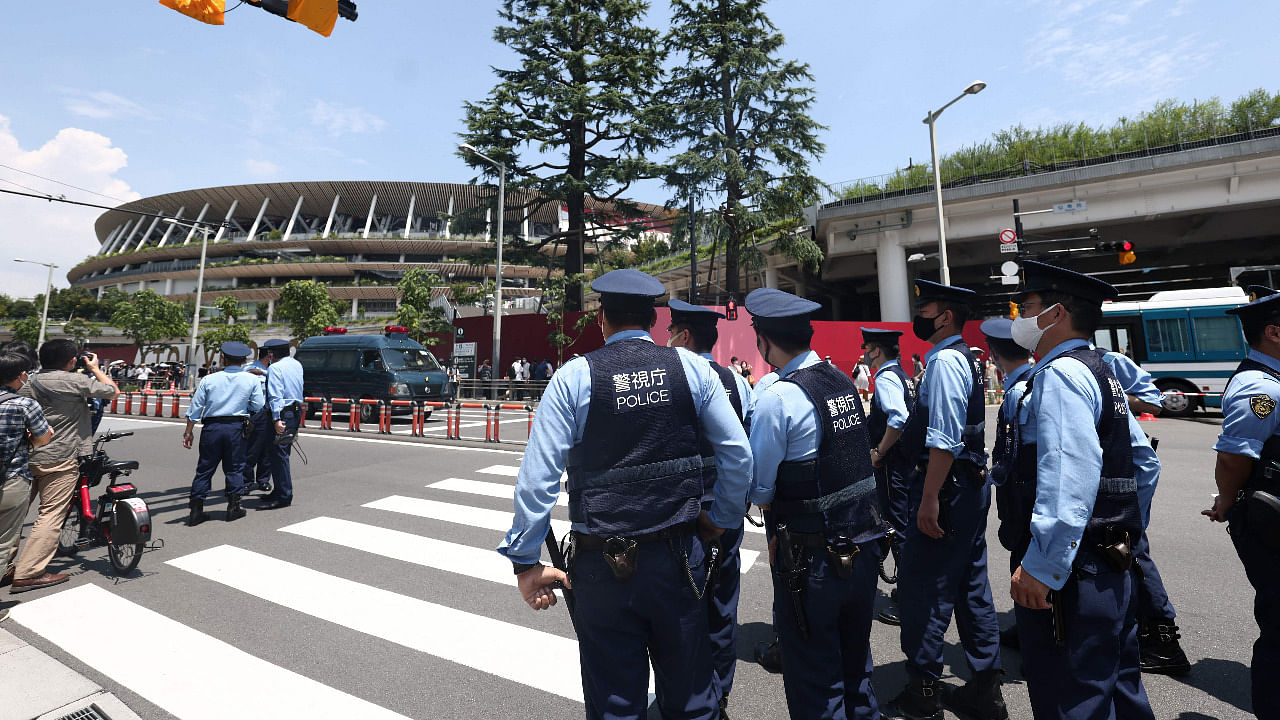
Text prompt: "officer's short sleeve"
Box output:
[[1215, 377, 1280, 458]]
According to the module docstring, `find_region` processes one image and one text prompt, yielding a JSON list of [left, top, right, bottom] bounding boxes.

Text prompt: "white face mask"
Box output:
[[1010, 304, 1060, 351]]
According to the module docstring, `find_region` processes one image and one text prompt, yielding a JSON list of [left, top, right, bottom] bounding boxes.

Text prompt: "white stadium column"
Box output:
[[363, 194, 377, 238], [444, 195, 454, 239], [183, 204, 211, 245], [283, 195, 304, 242], [403, 194, 416, 239], [877, 230, 911, 322], [322, 194, 341, 237], [246, 197, 270, 242], [212, 200, 238, 244], [122, 216, 145, 251], [108, 220, 135, 253], [135, 214, 164, 251], [157, 206, 186, 247], [100, 224, 123, 255]]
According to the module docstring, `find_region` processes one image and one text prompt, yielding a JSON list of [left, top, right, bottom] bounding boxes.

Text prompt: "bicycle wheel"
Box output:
[[107, 542, 144, 574], [56, 507, 86, 557]]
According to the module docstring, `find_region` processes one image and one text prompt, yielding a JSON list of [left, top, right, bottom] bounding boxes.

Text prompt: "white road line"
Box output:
[[477, 464, 521, 477], [364, 495, 571, 537], [167, 545, 585, 702], [8, 584, 411, 720], [739, 549, 761, 573], [428, 477, 568, 507]]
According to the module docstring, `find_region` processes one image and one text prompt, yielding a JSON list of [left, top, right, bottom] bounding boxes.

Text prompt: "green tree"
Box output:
[[631, 236, 669, 264], [663, 0, 826, 299], [255, 302, 270, 322], [394, 267, 452, 346], [61, 318, 102, 346], [8, 300, 36, 319], [10, 317, 41, 346], [540, 273, 596, 365], [461, 0, 666, 311], [109, 289, 190, 361], [198, 323, 253, 364], [214, 295, 242, 324], [276, 280, 340, 342], [94, 288, 130, 321]]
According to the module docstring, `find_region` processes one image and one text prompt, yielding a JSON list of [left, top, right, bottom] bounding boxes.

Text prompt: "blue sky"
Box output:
[[0, 0, 1275, 296]]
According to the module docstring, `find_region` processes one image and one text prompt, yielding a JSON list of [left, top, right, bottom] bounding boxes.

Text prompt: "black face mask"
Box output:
[[912, 314, 939, 342]]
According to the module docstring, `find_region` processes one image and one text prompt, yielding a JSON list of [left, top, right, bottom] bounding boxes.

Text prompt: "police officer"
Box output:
[[257, 338, 303, 511], [746, 288, 883, 720], [885, 280, 1003, 720], [666, 297, 754, 717], [861, 327, 916, 626], [243, 344, 273, 494], [1204, 285, 1280, 719], [498, 270, 752, 720], [1001, 261, 1154, 719], [182, 342, 265, 526]]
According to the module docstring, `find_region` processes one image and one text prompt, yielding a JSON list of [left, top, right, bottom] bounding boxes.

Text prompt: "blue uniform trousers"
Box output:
[[1131, 530, 1176, 621], [874, 456, 911, 536], [190, 421, 247, 501], [773, 540, 881, 720], [898, 473, 1002, 680], [245, 409, 274, 485], [1228, 505, 1280, 719], [1012, 551, 1154, 720], [705, 519, 744, 703], [265, 407, 300, 504], [570, 532, 717, 720]]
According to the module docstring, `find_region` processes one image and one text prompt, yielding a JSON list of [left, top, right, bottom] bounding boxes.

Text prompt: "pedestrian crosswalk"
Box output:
[[7, 457, 766, 718]]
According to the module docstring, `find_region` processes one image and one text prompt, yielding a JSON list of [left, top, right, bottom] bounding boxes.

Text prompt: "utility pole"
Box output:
[[688, 199, 697, 304]]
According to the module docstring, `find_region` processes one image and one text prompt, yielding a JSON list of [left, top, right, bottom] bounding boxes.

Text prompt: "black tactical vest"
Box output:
[[899, 338, 988, 468], [773, 362, 884, 542], [867, 361, 917, 456], [566, 338, 704, 537], [998, 346, 1141, 565], [991, 365, 1033, 489], [1227, 357, 1280, 491], [699, 361, 746, 499]]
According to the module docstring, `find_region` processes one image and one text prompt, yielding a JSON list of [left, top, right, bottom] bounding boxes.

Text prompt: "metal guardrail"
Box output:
[[455, 379, 549, 402]]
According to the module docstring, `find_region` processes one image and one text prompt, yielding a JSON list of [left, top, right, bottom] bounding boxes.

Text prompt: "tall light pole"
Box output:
[[13, 258, 58, 348], [164, 218, 213, 388], [924, 80, 986, 286], [459, 143, 505, 384]]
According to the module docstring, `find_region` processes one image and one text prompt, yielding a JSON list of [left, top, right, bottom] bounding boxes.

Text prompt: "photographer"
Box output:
[[10, 340, 118, 593]]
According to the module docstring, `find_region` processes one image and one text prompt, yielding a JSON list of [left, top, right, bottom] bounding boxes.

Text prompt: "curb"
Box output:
[[0, 626, 143, 720]]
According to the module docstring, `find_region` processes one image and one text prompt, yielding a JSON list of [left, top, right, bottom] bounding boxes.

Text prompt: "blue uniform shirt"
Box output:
[[999, 362, 1034, 425], [1214, 349, 1280, 458], [872, 359, 911, 431], [753, 370, 780, 395], [266, 356, 305, 419], [1100, 351, 1162, 526], [701, 352, 755, 426], [919, 334, 974, 457], [498, 331, 753, 566], [186, 365, 265, 421], [748, 350, 827, 506], [1102, 351, 1162, 405], [1018, 338, 1157, 588]]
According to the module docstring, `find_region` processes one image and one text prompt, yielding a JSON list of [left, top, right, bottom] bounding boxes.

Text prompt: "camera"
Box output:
[[75, 352, 93, 372]]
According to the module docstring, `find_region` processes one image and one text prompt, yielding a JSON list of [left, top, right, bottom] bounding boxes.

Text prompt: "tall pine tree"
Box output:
[[461, 0, 665, 310], [664, 0, 826, 300]]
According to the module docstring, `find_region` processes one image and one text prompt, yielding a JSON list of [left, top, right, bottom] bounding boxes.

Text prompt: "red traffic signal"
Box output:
[[725, 299, 738, 321]]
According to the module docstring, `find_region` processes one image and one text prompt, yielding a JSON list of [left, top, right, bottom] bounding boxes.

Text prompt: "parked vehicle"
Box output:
[[295, 326, 454, 422], [57, 431, 154, 574]]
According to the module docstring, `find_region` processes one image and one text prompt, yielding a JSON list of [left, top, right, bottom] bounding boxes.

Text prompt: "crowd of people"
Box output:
[[495, 264, 1280, 720]]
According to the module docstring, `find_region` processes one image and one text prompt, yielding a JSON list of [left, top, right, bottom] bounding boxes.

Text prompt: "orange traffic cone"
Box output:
[[1138, 412, 1159, 422]]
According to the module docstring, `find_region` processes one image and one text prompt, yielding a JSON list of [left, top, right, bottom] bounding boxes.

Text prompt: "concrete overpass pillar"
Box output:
[[266, 299, 275, 323], [877, 231, 910, 322], [765, 264, 779, 289]]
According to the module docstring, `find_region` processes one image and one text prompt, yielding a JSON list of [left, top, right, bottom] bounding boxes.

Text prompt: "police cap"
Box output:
[[591, 269, 666, 311], [1246, 285, 1277, 301], [744, 288, 820, 332], [1014, 260, 1117, 305], [262, 338, 290, 348], [220, 341, 252, 359], [668, 298, 725, 326], [979, 318, 1014, 341], [1227, 289, 1280, 327], [860, 327, 903, 348], [914, 279, 977, 307]]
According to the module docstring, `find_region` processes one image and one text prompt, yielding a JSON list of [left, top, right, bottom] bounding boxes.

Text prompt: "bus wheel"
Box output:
[[1156, 380, 1198, 418]]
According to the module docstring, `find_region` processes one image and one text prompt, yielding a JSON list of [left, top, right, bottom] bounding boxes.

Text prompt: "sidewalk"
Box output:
[[0, 623, 143, 720]]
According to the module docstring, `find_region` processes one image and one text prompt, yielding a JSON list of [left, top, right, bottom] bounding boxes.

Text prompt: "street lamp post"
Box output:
[[164, 219, 214, 388], [459, 144, 505, 395], [13, 258, 58, 348], [924, 80, 987, 286]]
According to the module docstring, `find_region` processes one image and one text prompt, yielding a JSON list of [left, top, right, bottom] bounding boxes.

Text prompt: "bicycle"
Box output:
[[56, 430, 157, 574]]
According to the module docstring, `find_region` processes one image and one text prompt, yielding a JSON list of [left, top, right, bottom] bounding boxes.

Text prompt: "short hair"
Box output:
[[602, 306, 656, 331], [755, 324, 814, 355], [0, 341, 38, 370], [1038, 291, 1103, 336], [939, 301, 972, 328], [258, 346, 271, 359], [39, 339, 79, 370], [865, 341, 901, 360], [1243, 310, 1280, 346], [267, 343, 292, 359], [986, 338, 1031, 362], [0, 351, 31, 384], [223, 353, 248, 366], [673, 322, 718, 353]]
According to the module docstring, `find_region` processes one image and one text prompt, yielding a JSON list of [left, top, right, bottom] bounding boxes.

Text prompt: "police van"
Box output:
[[295, 325, 454, 422]]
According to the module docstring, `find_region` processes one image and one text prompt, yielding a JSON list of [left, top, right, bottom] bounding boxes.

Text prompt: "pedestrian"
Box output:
[[852, 358, 871, 401], [243, 345, 274, 495], [1203, 284, 1280, 719], [0, 352, 53, 597], [1000, 261, 1155, 720], [499, 269, 752, 720], [10, 341, 118, 593], [182, 342, 265, 526], [746, 288, 884, 719], [257, 339, 303, 511], [739, 361, 755, 386], [862, 327, 917, 626], [884, 280, 1003, 720], [666, 298, 754, 716], [911, 353, 924, 379], [730, 356, 742, 375]]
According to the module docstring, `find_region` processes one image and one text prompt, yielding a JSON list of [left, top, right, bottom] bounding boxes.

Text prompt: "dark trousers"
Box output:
[[1228, 506, 1280, 719], [1132, 530, 1176, 621], [245, 410, 273, 484], [571, 533, 717, 720], [773, 540, 881, 720], [1013, 551, 1154, 720], [873, 457, 911, 535], [707, 522, 744, 703], [899, 476, 1002, 680], [266, 409, 300, 504], [190, 421, 246, 501]]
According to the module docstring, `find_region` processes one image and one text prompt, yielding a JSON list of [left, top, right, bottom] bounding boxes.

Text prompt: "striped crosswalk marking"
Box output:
[[9, 584, 412, 720], [476, 464, 521, 477], [364, 495, 572, 537], [429, 477, 569, 507], [167, 545, 586, 702]]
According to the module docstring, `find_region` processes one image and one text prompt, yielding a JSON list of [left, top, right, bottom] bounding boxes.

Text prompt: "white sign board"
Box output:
[[1053, 200, 1088, 213], [999, 243, 1019, 254], [454, 342, 477, 357]]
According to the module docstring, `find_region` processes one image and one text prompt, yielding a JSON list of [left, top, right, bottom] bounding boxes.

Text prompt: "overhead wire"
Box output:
[[0, 163, 134, 205]]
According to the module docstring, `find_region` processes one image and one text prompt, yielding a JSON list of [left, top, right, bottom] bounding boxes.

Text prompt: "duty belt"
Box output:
[[571, 520, 696, 550], [203, 416, 247, 424]]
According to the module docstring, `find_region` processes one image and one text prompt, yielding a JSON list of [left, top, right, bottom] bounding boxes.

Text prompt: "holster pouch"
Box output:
[[775, 523, 811, 640], [1244, 489, 1280, 553], [827, 536, 859, 580], [241, 417, 254, 440], [1096, 528, 1134, 571], [602, 537, 639, 582]]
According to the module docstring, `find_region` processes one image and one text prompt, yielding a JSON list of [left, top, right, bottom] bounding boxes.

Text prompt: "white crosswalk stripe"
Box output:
[[476, 464, 521, 477], [428, 477, 568, 506], [364, 494, 572, 537]]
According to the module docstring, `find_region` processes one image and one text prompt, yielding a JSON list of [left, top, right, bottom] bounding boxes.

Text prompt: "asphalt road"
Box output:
[[0, 407, 1257, 720]]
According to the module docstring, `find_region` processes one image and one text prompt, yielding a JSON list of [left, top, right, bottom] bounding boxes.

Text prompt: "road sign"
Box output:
[[1001, 275, 1020, 285], [454, 342, 477, 357], [455, 326, 465, 338], [1053, 200, 1088, 213], [999, 228, 1017, 244], [1001, 261, 1019, 276], [1000, 243, 1019, 254]]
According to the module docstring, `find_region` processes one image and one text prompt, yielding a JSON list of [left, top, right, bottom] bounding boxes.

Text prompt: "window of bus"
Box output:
[[1191, 315, 1246, 358], [1145, 317, 1191, 355]]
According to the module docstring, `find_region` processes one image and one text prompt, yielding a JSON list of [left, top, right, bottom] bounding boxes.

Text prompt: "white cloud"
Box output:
[[244, 158, 280, 178], [62, 89, 150, 120], [309, 100, 386, 137], [0, 115, 140, 298]]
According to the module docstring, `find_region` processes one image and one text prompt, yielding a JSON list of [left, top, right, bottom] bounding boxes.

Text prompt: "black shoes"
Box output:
[[944, 670, 1008, 720], [883, 678, 944, 720], [878, 588, 901, 626], [256, 498, 291, 511], [188, 499, 209, 527], [226, 495, 246, 522], [249, 480, 272, 494], [718, 695, 730, 720], [999, 624, 1020, 650], [754, 639, 782, 674], [1138, 621, 1191, 676]]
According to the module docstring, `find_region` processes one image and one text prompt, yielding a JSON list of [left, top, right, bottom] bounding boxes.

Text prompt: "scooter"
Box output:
[[57, 430, 160, 574]]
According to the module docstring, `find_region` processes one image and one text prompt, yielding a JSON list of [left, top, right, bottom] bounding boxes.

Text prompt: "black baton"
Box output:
[[544, 527, 576, 618], [1048, 590, 1066, 647]]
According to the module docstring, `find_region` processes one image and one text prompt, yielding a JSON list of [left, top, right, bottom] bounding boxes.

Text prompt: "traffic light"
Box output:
[[1118, 240, 1136, 265], [1094, 238, 1137, 265], [1009, 301, 1019, 319], [726, 298, 738, 321]]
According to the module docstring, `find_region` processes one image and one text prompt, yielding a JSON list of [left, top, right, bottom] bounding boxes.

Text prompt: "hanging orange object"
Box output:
[[287, 0, 338, 37], [159, 0, 226, 25]]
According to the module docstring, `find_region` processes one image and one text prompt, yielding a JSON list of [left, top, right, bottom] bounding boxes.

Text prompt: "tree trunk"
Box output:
[[719, 5, 741, 301], [565, 118, 586, 312]]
